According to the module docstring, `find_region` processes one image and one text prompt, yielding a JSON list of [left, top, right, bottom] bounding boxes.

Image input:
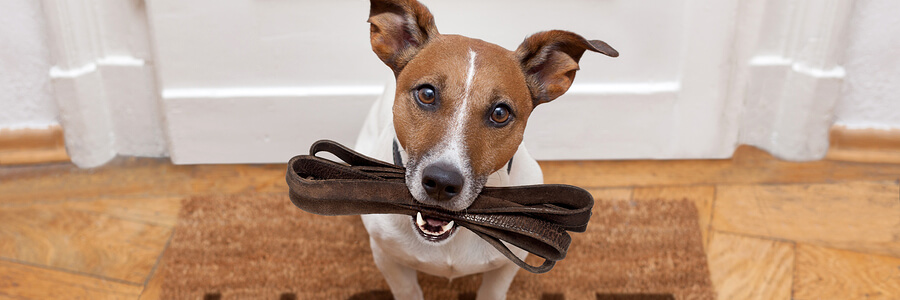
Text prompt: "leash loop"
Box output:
[[287, 140, 593, 274]]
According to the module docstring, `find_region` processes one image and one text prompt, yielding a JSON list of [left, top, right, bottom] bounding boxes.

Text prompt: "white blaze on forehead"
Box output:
[[441, 49, 478, 204], [447, 49, 477, 155], [463, 49, 477, 104], [450, 49, 478, 145]]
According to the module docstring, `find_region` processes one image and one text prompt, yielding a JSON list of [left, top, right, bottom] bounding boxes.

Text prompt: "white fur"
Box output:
[[355, 80, 544, 300]]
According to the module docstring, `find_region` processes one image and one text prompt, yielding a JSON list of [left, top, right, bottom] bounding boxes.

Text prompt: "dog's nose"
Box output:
[[421, 163, 464, 201]]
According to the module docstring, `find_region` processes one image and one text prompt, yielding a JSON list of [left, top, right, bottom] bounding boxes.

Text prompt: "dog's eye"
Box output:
[[416, 86, 436, 105], [490, 104, 511, 125]]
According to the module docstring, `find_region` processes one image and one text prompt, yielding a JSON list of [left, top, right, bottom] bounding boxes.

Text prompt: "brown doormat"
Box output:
[[158, 193, 714, 299]]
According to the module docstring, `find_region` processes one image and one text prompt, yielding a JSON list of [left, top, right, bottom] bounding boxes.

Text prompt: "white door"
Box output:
[[144, 0, 742, 164]]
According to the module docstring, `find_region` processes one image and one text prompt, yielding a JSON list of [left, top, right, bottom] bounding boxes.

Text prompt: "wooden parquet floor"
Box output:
[[1, 145, 898, 299]]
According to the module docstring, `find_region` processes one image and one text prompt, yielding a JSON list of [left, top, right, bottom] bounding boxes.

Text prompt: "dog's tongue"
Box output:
[[426, 217, 449, 227]]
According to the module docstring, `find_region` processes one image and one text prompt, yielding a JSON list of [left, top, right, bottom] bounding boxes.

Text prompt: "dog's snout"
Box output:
[[421, 163, 464, 201]]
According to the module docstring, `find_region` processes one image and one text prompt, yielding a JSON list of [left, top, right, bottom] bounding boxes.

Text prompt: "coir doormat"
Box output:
[[158, 193, 714, 299]]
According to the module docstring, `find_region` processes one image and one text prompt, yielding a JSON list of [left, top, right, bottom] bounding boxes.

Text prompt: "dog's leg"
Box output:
[[370, 238, 423, 300], [476, 261, 521, 300]]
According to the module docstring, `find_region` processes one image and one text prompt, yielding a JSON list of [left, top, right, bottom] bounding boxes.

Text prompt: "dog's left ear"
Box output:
[[516, 30, 618, 106]]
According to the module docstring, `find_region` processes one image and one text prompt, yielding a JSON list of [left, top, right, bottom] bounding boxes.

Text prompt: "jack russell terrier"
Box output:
[[353, 0, 617, 298]]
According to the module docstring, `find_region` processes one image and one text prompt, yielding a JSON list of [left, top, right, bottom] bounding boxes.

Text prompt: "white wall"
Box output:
[[0, 0, 57, 130], [836, 0, 900, 130], [6, 0, 898, 167]]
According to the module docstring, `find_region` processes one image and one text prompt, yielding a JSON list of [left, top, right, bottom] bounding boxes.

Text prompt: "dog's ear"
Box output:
[[369, 0, 439, 76], [516, 30, 618, 106]]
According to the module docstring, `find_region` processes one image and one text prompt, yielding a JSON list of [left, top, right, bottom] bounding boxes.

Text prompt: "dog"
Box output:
[[353, 0, 617, 298]]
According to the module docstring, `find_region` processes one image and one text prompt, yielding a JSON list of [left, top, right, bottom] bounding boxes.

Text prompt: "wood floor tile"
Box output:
[[0, 157, 193, 205], [794, 244, 900, 300], [138, 260, 166, 300], [188, 164, 286, 195], [586, 188, 633, 202], [633, 186, 715, 250], [706, 231, 793, 300], [540, 145, 900, 188], [0, 198, 175, 283], [712, 180, 900, 257], [0, 260, 143, 300], [55, 196, 183, 227]]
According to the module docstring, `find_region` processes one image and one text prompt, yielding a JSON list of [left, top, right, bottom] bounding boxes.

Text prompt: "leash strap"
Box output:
[[286, 140, 594, 274]]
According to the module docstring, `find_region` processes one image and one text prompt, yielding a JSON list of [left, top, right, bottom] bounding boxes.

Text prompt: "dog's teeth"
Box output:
[[416, 212, 426, 227], [441, 220, 454, 233], [415, 213, 454, 236]]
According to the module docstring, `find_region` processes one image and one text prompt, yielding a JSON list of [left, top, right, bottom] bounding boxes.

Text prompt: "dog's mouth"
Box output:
[[413, 212, 458, 242]]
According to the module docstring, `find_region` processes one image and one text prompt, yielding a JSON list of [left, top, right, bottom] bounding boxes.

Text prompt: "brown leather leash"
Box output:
[[285, 140, 594, 274]]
